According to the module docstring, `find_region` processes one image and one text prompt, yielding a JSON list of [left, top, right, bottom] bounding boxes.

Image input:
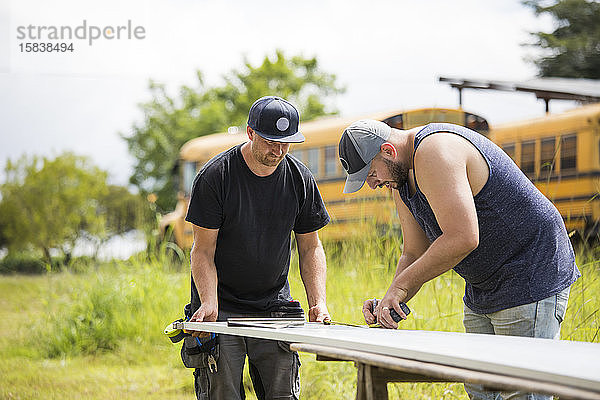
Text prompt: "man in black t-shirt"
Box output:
[[184, 96, 330, 399]]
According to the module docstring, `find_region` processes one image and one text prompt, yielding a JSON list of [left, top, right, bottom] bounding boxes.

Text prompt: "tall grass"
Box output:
[[5, 229, 598, 399], [562, 247, 600, 342], [33, 243, 190, 358]]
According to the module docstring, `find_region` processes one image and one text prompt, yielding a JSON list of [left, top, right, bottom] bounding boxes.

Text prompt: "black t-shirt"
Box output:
[[185, 144, 330, 313]]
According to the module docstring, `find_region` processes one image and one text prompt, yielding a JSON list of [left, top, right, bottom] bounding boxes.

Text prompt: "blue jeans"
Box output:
[[462, 286, 570, 400]]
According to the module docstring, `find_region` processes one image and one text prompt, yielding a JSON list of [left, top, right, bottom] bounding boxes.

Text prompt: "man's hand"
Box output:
[[188, 302, 218, 337], [376, 287, 409, 329], [362, 299, 378, 325], [308, 303, 330, 322]]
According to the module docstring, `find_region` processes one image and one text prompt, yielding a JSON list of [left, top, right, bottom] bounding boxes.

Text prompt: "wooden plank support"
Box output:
[[290, 343, 600, 400], [356, 363, 391, 400]]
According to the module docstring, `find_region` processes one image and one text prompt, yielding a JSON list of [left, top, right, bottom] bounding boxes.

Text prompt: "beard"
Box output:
[[251, 147, 285, 167], [382, 158, 409, 189]]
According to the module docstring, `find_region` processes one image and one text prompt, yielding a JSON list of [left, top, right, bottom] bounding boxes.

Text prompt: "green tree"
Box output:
[[0, 220, 8, 250], [523, 0, 600, 78], [0, 153, 109, 266], [123, 50, 344, 212], [85, 185, 154, 259]]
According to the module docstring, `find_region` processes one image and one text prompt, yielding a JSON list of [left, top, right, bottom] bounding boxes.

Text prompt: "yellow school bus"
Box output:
[[160, 108, 489, 248], [489, 103, 600, 236]]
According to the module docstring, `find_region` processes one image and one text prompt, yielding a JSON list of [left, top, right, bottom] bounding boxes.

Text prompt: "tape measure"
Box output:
[[164, 319, 187, 343]]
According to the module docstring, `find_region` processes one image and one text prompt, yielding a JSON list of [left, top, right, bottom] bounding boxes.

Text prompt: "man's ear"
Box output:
[[247, 126, 254, 141], [381, 142, 398, 159]]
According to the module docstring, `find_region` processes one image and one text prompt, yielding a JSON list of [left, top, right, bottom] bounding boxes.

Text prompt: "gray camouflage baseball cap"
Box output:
[[338, 119, 392, 193]]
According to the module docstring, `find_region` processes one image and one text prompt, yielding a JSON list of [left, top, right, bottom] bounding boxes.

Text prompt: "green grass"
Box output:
[[1, 236, 598, 399]]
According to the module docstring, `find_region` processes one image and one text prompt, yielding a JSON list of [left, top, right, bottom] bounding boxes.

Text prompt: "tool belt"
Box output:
[[166, 301, 304, 369], [164, 304, 220, 371], [180, 334, 219, 371]]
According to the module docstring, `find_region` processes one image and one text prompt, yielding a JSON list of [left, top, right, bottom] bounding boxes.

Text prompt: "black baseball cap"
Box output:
[[247, 96, 305, 143]]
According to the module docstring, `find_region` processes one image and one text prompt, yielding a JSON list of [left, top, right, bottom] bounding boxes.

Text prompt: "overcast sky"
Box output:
[[0, 0, 577, 187]]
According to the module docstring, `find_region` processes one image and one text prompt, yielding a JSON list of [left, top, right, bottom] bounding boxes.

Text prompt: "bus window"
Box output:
[[521, 140, 536, 178], [306, 148, 320, 177], [501, 143, 516, 162], [324, 146, 338, 177], [182, 160, 197, 196], [290, 149, 304, 163], [383, 114, 403, 129], [465, 113, 490, 135], [560, 134, 577, 172], [540, 137, 556, 178], [405, 110, 462, 127]]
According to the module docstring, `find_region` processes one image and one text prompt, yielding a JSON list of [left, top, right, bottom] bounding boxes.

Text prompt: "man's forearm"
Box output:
[[298, 243, 327, 308], [190, 247, 218, 306], [392, 233, 476, 301], [392, 253, 418, 282]]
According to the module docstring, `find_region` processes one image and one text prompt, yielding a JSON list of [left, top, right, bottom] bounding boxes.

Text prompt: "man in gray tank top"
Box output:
[[338, 120, 580, 400]]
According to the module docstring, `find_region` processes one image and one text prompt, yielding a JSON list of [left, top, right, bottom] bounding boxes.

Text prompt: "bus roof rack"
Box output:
[[438, 76, 600, 112]]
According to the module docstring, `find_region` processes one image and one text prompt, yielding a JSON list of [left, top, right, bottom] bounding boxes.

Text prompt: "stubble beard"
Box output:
[[252, 147, 285, 167], [383, 158, 409, 190]]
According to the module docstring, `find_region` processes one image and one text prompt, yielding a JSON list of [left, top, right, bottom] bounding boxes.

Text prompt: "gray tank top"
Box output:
[[398, 123, 580, 314]]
